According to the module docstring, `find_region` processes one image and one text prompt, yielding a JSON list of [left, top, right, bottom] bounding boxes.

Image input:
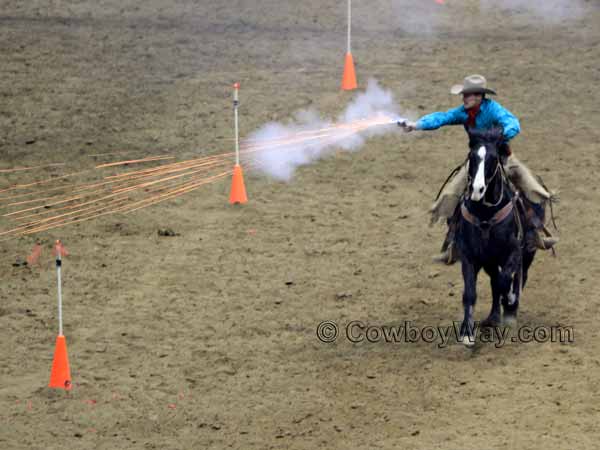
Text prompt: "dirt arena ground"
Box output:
[[1, 1, 599, 449]]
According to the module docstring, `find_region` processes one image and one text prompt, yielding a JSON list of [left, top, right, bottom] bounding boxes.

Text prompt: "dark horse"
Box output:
[[456, 128, 540, 346]]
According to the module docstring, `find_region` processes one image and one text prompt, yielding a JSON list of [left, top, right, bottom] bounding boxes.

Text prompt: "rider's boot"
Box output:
[[433, 219, 459, 265], [534, 226, 559, 250], [524, 200, 559, 251], [433, 241, 458, 264]]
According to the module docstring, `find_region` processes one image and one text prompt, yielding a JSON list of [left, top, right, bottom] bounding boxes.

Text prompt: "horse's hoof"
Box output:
[[461, 335, 476, 347], [503, 315, 518, 327], [481, 316, 501, 328]]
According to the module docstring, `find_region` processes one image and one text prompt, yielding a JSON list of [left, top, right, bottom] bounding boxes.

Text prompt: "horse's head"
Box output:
[[467, 127, 505, 202]]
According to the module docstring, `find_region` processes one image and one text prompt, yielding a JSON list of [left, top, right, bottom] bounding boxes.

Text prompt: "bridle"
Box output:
[[466, 148, 504, 207], [462, 148, 518, 239], [482, 162, 503, 207]]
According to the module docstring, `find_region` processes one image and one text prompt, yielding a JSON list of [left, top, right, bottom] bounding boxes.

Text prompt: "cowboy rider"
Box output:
[[401, 74, 558, 263]]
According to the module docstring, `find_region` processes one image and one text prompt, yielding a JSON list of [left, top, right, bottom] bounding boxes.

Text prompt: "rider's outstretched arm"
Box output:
[[416, 106, 466, 131]]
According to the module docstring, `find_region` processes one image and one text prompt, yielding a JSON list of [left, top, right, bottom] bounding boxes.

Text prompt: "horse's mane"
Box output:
[[468, 127, 504, 147]]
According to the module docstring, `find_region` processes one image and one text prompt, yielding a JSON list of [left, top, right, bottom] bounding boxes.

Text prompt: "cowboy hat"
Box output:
[[450, 74, 497, 95]]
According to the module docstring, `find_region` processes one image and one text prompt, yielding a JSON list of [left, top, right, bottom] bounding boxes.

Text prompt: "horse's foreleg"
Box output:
[[500, 247, 522, 325], [482, 268, 502, 328], [506, 272, 521, 323], [460, 260, 479, 346]]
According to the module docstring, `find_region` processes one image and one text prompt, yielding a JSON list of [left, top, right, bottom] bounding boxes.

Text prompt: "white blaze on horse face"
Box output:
[[471, 146, 487, 201]]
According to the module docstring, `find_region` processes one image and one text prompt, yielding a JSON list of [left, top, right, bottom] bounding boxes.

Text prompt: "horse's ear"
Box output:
[[498, 141, 511, 158], [490, 127, 504, 143], [467, 127, 479, 147]]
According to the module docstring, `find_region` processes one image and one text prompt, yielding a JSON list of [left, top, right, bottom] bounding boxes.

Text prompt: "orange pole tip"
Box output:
[[233, 82, 240, 89], [49, 335, 72, 390], [53, 240, 69, 257]]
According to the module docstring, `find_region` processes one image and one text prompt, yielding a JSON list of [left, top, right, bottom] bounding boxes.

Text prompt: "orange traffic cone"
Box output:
[[229, 164, 247, 204], [341, 52, 357, 90], [49, 335, 71, 390]]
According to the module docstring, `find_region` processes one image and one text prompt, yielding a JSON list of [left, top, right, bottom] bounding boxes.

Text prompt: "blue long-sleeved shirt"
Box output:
[[416, 98, 521, 141]]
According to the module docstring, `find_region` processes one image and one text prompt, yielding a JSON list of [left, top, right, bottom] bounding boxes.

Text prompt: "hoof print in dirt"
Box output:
[[12, 257, 27, 267], [158, 228, 180, 237], [107, 222, 139, 236], [335, 291, 353, 301]]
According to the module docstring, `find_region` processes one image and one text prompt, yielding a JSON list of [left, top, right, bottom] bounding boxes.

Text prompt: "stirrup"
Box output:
[[433, 242, 458, 265], [535, 232, 559, 250]]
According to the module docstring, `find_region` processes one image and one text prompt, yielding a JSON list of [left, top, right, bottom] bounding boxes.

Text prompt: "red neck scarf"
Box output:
[[466, 104, 481, 128]]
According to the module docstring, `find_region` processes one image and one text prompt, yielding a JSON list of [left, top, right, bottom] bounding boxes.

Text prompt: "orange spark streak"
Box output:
[[13, 169, 236, 236], [0, 163, 66, 173], [0, 115, 397, 237], [94, 155, 175, 169], [12, 172, 192, 220], [4, 193, 92, 217], [0, 196, 131, 237], [104, 153, 233, 180], [2, 156, 229, 210], [119, 171, 232, 214], [13, 198, 134, 236], [0, 160, 240, 235], [0, 169, 92, 194]]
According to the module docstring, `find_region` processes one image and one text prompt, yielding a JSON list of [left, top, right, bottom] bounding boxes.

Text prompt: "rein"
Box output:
[[434, 156, 469, 202], [482, 163, 503, 207], [499, 162, 524, 242]]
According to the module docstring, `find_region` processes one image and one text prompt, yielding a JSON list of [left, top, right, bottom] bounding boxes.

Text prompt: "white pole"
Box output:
[[347, 0, 352, 54], [233, 83, 240, 166], [56, 249, 63, 337]]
